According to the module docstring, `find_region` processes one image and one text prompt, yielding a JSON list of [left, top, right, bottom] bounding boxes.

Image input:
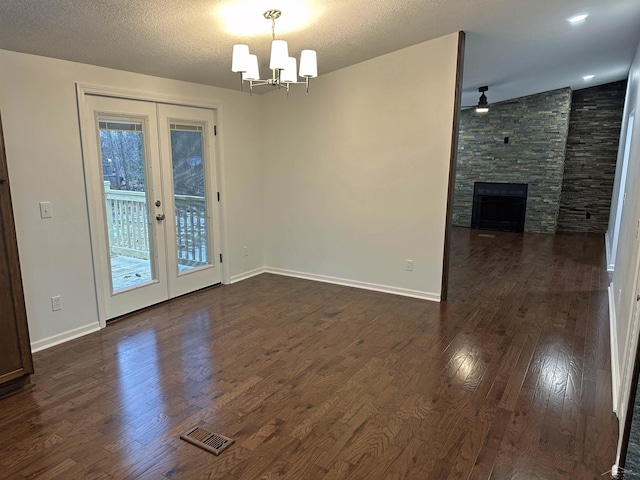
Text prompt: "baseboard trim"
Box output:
[[31, 323, 101, 353], [605, 231, 615, 272], [265, 267, 440, 302], [608, 283, 620, 415], [230, 267, 267, 284]]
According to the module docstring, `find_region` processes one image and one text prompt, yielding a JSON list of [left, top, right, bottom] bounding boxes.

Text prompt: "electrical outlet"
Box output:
[[51, 295, 62, 311], [243, 246, 248, 257], [406, 260, 414, 272]]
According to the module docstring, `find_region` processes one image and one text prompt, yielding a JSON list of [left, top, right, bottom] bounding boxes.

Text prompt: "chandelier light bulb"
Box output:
[[242, 54, 260, 81], [281, 57, 298, 83], [299, 50, 318, 78], [231, 44, 250, 73], [269, 40, 289, 70]]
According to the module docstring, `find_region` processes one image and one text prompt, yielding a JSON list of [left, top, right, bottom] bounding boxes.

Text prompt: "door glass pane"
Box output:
[[169, 124, 210, 273], [98, 119, 155, 292]]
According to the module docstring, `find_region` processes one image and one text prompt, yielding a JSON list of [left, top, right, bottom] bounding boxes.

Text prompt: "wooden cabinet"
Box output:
[[0, 113, 33, 398]]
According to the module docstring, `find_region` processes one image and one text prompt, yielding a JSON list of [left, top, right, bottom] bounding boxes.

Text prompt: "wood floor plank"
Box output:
[[0, 228, 619, 479]]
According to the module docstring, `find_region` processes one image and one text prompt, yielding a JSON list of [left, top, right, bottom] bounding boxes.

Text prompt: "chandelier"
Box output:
[[231, 9, 318, 95]]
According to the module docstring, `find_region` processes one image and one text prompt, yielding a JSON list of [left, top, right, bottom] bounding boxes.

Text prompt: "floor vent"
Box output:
[[180, 426, 234, 455], [478, 234, 496, 238]]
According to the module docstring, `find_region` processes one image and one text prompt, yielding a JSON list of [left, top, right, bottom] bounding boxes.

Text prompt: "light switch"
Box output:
[[39, 201, 52, 219]]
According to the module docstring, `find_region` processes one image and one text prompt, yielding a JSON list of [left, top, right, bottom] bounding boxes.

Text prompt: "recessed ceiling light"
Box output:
[[583, 75, 595, 80], [568, 14, 588, 24]]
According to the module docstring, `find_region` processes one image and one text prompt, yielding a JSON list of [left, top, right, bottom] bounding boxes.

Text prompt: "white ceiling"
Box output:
[[0, 0, 639, 108]]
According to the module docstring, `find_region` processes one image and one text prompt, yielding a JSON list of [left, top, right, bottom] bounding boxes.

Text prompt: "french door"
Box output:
[[80, 95, 221, 321]]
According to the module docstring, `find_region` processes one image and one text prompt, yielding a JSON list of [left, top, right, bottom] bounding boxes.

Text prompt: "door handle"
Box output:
[[156, 213, 165, 221]]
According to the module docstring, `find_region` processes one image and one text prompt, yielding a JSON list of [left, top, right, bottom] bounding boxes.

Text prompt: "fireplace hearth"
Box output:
[[471, 182, 528, 232]]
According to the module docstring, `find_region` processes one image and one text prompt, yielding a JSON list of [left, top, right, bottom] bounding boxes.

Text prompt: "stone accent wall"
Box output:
[[454, 88, 572, 234], [557, 81, 627, 233]]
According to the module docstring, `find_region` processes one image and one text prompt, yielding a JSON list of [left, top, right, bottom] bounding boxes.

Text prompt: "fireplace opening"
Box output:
[[471, 182, 528, 232]]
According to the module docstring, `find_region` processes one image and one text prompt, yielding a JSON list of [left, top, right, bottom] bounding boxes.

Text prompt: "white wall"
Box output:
[[609, 39, 640, 466], [0, 50, 265, 350], [0, 31, 462, 351], [262, 33, 462, 300]]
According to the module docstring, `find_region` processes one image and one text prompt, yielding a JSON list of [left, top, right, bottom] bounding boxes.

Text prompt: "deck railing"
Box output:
[[104, 181, 207, 266], [174, 194, 208, 267]]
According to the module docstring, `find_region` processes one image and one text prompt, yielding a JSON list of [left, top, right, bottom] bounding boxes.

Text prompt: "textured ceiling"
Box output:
[[0, 0, 639, 107]]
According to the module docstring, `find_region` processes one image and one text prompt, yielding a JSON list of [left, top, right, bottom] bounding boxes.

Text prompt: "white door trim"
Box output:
[[76, 84, 230, 327], [76, 83, 230, 285]]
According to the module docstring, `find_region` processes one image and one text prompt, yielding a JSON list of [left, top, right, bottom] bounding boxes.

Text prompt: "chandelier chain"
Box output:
[[263, 9, 281, 40]]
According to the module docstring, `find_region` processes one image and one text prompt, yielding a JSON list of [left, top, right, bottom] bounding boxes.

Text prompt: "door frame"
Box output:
[[76, 84, 230, 327], [610, 110, 635, 272], [616, 241, 640, 472]]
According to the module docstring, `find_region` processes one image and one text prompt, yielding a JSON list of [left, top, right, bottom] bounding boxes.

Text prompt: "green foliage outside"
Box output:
[[100, 128, 205, 196]]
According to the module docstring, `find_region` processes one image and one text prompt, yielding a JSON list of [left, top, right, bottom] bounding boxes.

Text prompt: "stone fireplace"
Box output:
[[471, 182, 528, 232]]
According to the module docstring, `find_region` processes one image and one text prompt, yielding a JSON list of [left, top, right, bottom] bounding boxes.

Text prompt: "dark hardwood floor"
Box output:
[[0, 227, 618, 479]]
